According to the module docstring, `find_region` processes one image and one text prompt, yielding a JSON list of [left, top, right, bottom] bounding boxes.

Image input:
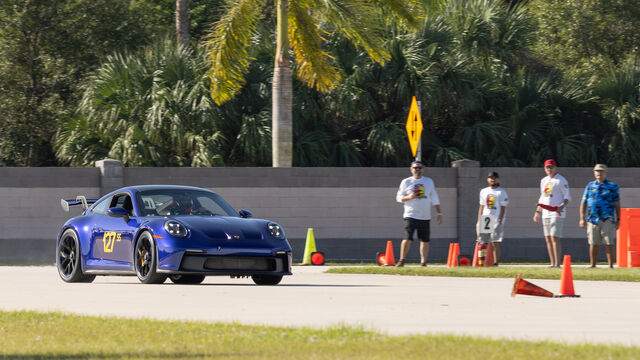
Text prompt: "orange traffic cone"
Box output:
[[472, 242, 480, 266], [451, 243, 460, 267], [558, 255, 580, 297], [382, 241, 395, 266], [511, 274, 554, 298], [484, 243, 494, 267], [446, 243, 454, 267]]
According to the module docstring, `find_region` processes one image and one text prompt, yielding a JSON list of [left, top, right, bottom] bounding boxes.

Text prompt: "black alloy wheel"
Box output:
[[56, 229, 95, 283], [134, 232, 167, 284]]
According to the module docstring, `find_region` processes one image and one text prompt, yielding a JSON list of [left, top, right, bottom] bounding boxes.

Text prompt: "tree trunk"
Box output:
[[272, 0, 292, 167], [176, 0, 190, 47]]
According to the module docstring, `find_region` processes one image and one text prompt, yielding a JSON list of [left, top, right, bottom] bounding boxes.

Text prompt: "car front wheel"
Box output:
[[134, 232, 166, 284], [56, 229, 95, 283], [251, 274, 283, 285]]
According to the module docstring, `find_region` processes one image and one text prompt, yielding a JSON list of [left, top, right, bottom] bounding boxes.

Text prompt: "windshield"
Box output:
[[136, 189, 238, 217]]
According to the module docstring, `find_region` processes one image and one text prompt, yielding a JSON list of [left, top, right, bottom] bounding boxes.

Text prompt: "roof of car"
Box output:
[[127, 185, 211, 192]]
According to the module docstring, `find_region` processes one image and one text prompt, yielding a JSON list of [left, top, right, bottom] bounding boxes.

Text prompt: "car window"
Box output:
[[110, 194, 134, 216], [91, 198, 111, 215], [136, 189, 238, 217]]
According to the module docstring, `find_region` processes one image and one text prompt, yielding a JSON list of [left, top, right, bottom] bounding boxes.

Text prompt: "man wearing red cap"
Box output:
[[533, 159, 571, 267]]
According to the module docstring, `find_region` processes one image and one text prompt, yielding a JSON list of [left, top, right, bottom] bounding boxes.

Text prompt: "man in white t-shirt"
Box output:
[[533, 159, 571, 267], [395, 161, 442, 267], [476, 171, 508, 265]]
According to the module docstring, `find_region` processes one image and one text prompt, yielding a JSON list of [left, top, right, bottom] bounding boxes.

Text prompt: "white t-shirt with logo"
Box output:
[[396, 176, 440, 220], [479, 186, 509, 221], [538, 174, 571, 218]]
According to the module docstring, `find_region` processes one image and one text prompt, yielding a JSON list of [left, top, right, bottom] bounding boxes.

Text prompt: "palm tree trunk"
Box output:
[[176, 0, 190, 47], [272, 0, 292, 167]]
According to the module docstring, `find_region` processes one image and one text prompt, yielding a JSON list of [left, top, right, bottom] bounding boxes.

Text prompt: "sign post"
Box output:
[[405, 96, 423, 160]]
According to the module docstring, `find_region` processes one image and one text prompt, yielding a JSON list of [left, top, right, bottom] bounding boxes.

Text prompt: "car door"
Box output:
[[90, 193, 138, 271]]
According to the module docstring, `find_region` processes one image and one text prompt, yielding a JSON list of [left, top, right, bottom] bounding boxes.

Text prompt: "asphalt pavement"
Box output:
[[2, 265, 639, 346]]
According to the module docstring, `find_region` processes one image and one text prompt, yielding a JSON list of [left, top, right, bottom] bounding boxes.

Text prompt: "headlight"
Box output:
[[268, 222, 285, 239], [164, 220, 189, 238]]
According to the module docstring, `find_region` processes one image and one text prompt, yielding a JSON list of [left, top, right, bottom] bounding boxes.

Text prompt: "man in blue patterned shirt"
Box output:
[[579, 164, 620, 268]]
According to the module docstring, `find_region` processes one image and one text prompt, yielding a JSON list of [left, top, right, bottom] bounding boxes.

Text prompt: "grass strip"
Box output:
[[0, 310, 638, 359], [325, 265, 640, 281]]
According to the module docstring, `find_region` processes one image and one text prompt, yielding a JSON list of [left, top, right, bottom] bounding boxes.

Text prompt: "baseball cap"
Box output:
[[593, 164, 608, 171], [544, 159, 556, 167], [487, 171, 499, 178]]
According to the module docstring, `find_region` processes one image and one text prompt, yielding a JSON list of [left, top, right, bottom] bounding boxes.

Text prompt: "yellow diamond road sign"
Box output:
[[405, 96, 422, 157]]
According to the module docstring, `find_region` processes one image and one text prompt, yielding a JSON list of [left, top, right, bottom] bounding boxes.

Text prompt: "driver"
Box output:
[[171, 194, 193, 215]]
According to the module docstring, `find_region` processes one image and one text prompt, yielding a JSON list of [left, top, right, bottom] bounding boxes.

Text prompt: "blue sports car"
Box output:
[[57, 185, 292, 285]]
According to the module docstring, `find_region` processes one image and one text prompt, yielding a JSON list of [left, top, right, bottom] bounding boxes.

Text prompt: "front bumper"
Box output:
[[158, 251, 292, 276]]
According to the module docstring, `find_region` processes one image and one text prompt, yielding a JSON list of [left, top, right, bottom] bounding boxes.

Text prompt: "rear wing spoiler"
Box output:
[[61, 196, 98, 212]]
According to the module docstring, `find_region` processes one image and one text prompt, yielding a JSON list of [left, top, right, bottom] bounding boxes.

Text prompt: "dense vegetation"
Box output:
[[1, 0, 638, 167]]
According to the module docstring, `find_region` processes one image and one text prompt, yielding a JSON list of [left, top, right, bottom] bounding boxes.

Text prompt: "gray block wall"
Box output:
[[1, 162, 639, 264]]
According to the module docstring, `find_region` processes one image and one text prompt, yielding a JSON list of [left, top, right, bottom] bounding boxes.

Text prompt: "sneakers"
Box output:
[[420, 262, 426, 267], [396, 259, 405, 267]]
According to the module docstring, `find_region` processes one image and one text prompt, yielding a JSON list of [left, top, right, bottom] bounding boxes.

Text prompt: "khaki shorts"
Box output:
[[587, 220, 616, 246], [476, 222, 504, 243], [542, 217, 564, 238]]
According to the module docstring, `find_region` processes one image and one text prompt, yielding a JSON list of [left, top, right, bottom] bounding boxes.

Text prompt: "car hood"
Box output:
[[173, 216, 269, 241]]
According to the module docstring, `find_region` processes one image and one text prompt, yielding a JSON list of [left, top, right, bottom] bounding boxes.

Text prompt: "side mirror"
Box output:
[[107, 207, 130, 222], [238, 209, 253, 218]]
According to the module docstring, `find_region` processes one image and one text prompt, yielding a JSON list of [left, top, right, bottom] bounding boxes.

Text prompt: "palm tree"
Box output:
[[205, 0, 418, 167], [55, 39, 226, 167], [176, 0, 190, 47]]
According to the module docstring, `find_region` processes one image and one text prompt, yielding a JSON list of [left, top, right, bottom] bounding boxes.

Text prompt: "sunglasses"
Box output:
[[412, 167, 423, 169]]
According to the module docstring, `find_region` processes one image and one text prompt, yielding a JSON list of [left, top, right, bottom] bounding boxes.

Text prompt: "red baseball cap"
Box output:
[[544, 159, 556, 167]]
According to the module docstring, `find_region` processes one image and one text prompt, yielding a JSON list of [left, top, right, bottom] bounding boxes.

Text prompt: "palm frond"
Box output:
[[289, 1, 343, 92], [317, 0, 390, 64], [205, 0, 265, 104]]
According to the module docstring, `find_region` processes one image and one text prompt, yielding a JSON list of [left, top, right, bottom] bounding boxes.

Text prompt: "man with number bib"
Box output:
[[476, 172, 509, 266]]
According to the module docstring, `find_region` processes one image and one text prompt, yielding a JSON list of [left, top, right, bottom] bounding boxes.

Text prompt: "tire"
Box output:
[[169, 274, 206, 284], [134, 232, 167, 284], [56, 229, 95, 283], [251, 274, 283, 285]]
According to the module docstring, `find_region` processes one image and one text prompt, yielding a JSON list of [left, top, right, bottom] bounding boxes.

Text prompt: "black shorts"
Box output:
[[404, 218, 430, 242]]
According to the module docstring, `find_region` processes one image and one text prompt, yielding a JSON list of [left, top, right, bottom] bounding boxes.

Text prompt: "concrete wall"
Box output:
[[1, 162, 639, 264]]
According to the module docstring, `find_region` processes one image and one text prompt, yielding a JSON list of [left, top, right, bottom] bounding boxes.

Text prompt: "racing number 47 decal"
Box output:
[[103, 232, 121, 253]]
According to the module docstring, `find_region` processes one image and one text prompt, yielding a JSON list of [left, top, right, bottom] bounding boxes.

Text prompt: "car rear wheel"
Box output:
[[169, 274, 206, 284], [56, 229, 95, 283], [251, 274, 283, 285], [134, 232, 167, 284]]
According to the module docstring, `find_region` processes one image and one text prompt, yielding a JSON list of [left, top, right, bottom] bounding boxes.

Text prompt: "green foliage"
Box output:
[[2, 0, 639, 168], [530, 0, 640, 73], [56, 40, 220, 166], [0, 0, 171, 166]]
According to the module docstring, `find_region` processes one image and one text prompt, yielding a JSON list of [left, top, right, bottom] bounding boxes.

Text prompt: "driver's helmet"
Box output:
[[174, 193, 193, 209]]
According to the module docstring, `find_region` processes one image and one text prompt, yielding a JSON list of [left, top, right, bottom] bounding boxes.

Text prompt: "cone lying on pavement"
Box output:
[[557, 255, 580, 297], [511, 273, 554, 298]]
